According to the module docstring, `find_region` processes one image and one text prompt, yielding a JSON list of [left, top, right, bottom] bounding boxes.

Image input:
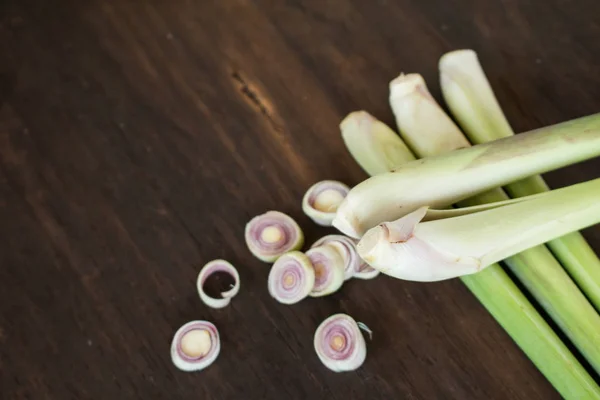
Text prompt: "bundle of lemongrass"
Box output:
[[337, 50, 600, 399]]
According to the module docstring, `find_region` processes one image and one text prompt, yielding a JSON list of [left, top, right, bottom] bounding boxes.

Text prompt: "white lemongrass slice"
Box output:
[[245, 211, 304, 262], [171, 320, 220, 372], [314, 313, 367, 372], [302, 180, 350, 226], [197, 259, 240, 309], [268, 251, 315, 304], [306, 245, 345, 297], [312, 235, 360, 280], [357, 179, 600, 282]]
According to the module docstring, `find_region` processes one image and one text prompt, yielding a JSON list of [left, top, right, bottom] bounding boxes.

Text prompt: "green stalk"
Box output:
[[439, 49, 600, 311], [340, 111, 600, 399], [388, 75, 600, 377]]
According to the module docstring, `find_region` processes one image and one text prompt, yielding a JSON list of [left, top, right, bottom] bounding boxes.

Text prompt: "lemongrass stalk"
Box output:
[[388, 73, 600, 380], [332, 110, 600, 238], [340, 111, 414, 175], [340, 111, 600, 398], [358, 179, 600, 280], [439, 49, 600, 311]]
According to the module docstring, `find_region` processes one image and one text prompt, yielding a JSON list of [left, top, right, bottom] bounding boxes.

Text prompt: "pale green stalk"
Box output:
[[388, 74, 600, 378], [340, 111, 600, 399], [439, 49, 600, 311], [358, 179, 600, 280], [332, 105, 600, 238]]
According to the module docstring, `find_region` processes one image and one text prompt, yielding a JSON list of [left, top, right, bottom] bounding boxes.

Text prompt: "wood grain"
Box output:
[[1, 1, 598, 399]]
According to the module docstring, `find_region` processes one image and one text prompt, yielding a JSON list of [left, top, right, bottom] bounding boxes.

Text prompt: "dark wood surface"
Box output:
[[1, 1, 599, 399]]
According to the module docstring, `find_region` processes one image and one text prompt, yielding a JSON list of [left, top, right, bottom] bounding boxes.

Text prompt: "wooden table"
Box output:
[[2, 1, 599, 399]]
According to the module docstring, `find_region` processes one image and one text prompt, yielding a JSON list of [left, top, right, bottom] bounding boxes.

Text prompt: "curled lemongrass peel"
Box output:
[[358, 179, 600, 282], [306, 245, 345, 297], [268, 251, 315, 304], [340, 110, 414, 176], [171, 320, 220, 372], [332, 113, 600, 238], [245, 211, 304, 262], [312, 235, 360, 280], [314, 313, 367, 372], [197, 259, 240, 309], [302, 180, 350, 226]]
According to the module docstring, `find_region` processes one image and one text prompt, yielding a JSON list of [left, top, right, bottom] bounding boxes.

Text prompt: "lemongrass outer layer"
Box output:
[[440, 48, 600, 311], [302, 180, 350, 226], [312, 234, 360, 280], [245, 211, 304, 262], [332, 112, 600, 238], [197, 259, 240, 309], [314, 313, 367, 372], [340, 110, 414, 176], [306, 245, 345, 297], [342, 107, 600, 397], [171, 320, 220, 372], [268, 251, 315, 304]]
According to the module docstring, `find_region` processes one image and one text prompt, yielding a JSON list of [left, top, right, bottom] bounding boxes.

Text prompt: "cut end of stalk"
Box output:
[[340, 110, 376, 132], [439, 49, 478, 71], [340, 110, 415, 176], [389, 73, 429, 99]]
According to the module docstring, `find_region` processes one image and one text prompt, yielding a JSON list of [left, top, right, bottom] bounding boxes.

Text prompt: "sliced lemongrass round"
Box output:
[[245, 211, 304, 262], [302, 180, 350, 226], [312, 235, 360, 280], [307, 245, 345, 297], [268, 251, 315, 304], [354, 260, 380, 280], [314, 313, 367, 372], [197, 259, 240, 309], [171, 320, 220, 372]]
